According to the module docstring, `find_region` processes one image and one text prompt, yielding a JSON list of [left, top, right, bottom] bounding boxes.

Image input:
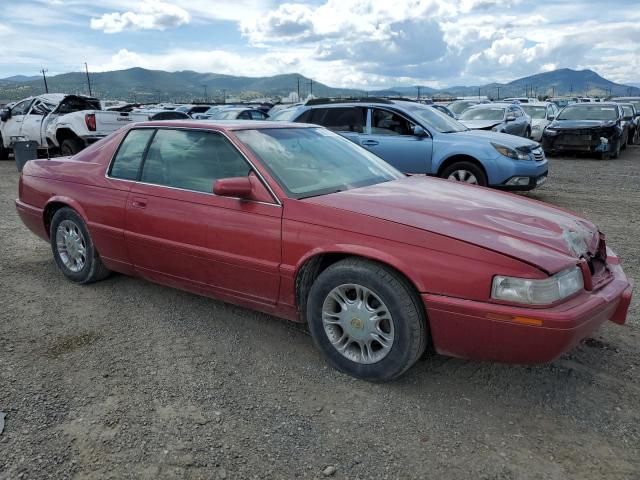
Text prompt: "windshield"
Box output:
[[235, 128, 403, 199], [269, 108, 300, 121], [448, 101, 477, 115], [521, 106, 547, 119], [403, 104, 468, 133], [557, 105, 618, 121], [459, 107, 505, 121]]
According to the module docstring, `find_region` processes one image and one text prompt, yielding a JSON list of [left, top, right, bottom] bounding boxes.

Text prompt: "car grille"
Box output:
[[531, 147, 545, 161]]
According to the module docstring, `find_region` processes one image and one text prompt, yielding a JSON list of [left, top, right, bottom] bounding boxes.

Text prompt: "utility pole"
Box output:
[[307, 79, 313, 97], [478, 87, 481, 99], [222, 89, 226, 104], [202, 85, 208, 102], [84, 62, 92, 96], [416, 86, 421, 100], [297, 77, 301, 101], [40, 68, 49, 93]]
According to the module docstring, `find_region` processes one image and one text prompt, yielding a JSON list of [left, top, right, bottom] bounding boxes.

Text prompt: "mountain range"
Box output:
[[0, 67, 637, 103]]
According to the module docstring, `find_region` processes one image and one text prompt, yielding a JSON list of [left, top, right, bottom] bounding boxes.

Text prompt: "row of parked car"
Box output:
[[2, 93, 639, 191]]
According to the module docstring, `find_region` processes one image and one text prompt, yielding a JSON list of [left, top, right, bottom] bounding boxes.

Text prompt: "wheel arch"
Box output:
[[436, 154, 488, 180], [55, 128, 80, 148], [43, 197, 89, 238], [294, 247, 426, 323]]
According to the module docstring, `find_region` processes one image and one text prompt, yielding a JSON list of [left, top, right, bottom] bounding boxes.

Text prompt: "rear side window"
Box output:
[[110, 129, 155, 180], [140, 129, 250, 193], [249, 110, 266, 120], [310, 107, 366, 133]]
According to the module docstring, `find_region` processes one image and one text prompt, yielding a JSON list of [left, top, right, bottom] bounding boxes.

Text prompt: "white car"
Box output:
[[0, 94, 150, 159], [520, 102, 560, 141]]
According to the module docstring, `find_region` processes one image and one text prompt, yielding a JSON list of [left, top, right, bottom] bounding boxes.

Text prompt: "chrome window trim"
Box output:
[[105, 125, 282, 207]]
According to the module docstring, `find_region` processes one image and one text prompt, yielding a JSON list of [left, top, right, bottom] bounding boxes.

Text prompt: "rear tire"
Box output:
[[0, 134, 9, 160], [440, 161, 488, 187], [60, 137, 84, 156], [306, 258, 427, 382], [50, 207, 110, 284]]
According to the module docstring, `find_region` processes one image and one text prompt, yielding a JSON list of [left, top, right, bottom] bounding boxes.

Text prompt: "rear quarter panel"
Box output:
[[18, 128, 134, 272]]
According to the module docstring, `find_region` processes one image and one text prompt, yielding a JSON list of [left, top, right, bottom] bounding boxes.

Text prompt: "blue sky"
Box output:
[[0, 0, 638, 89]]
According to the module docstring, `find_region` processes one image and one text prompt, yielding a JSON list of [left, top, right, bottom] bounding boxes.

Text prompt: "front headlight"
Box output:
[[491, 267, 584, 305], [532, 125, 541, 131], [545, 128, 558, 135], [491, 142, 530, 160]]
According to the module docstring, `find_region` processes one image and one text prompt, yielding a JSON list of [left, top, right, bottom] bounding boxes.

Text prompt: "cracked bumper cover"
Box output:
[[422, 257, 632, 364]]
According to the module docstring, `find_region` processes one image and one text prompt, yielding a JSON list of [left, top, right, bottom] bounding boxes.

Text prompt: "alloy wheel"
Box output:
[[321, 283, 395, 364]]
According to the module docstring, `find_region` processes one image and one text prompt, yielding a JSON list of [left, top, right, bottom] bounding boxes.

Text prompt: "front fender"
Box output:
[[294, 243, 425, 292]]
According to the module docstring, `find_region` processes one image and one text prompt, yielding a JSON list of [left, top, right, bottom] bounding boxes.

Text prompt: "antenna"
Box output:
[[84, 62, 93, 96], [40, 68, 49, 93]]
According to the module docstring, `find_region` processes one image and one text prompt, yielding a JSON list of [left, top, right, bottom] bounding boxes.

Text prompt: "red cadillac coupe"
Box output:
[[15, 121, 633, 381]]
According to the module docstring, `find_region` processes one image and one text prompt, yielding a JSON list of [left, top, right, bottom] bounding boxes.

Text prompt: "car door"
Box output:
[[20, 100, 50, 146], [124, 127, 282, 304], [2, 99, 32, 142], [360, 107, 433, 174], [505, 106, 522, 136]]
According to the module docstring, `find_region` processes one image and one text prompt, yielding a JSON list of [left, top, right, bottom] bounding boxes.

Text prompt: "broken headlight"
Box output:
[[491, 267, 584, 305]]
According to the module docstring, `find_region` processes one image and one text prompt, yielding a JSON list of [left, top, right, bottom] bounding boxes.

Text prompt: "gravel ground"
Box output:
[[1, 147, 639, 480]]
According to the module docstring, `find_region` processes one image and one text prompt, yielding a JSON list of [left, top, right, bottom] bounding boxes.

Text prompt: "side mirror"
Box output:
[[505, 115, 516, 122], [0, 108, 10, 122], [412, 125, 428, 137], [213, 177, 253, 198]]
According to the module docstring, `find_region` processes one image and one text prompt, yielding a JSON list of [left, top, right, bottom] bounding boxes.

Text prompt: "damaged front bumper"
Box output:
[[542, 128, 619, 153]]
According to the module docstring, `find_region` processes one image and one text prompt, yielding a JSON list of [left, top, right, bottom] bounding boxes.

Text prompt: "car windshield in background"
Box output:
[[235, 128, 403, 199], [521, 106, 547, 119], [622, 105, 634, 117], [448, 101, 476, 115], [459, 107, 505, 121], [404, 104, 468, 133], [557, 105, 618, 121], [269, 109, 300, 121]]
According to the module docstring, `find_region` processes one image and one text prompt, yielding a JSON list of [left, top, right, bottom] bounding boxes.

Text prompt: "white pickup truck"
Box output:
[[0, 94, 150, 159]]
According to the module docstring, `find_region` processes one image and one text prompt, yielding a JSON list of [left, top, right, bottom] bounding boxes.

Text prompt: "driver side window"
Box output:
[[371, 109, 414, 136], [10, 100, 31, 116], [140, 129, 251, 193]]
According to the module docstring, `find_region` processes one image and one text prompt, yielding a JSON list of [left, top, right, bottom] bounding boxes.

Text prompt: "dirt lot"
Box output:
[[1, 147, 639, 480]]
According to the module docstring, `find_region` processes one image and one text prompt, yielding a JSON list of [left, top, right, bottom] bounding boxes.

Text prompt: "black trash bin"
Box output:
[[13, 140, 38, 172]]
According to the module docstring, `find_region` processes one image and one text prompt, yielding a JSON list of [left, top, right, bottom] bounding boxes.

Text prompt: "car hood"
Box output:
[[452, 129, 539, 149], [549, 119, 617, 130], [458, 119, 503, 130], [305, 176, 599, 273]]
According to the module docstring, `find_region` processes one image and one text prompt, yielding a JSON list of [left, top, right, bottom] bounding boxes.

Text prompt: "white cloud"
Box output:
[[90, 0, 190, 33]]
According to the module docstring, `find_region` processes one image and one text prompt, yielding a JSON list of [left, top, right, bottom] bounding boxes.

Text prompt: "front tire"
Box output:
[[50, 207, 110, 284], [440, 161, 488, 187], [306, 258, 427, 382]]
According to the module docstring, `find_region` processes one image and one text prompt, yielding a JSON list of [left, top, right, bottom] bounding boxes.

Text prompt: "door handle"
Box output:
[[361, 140, 379, 146], [131, 197, 147, 208]]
